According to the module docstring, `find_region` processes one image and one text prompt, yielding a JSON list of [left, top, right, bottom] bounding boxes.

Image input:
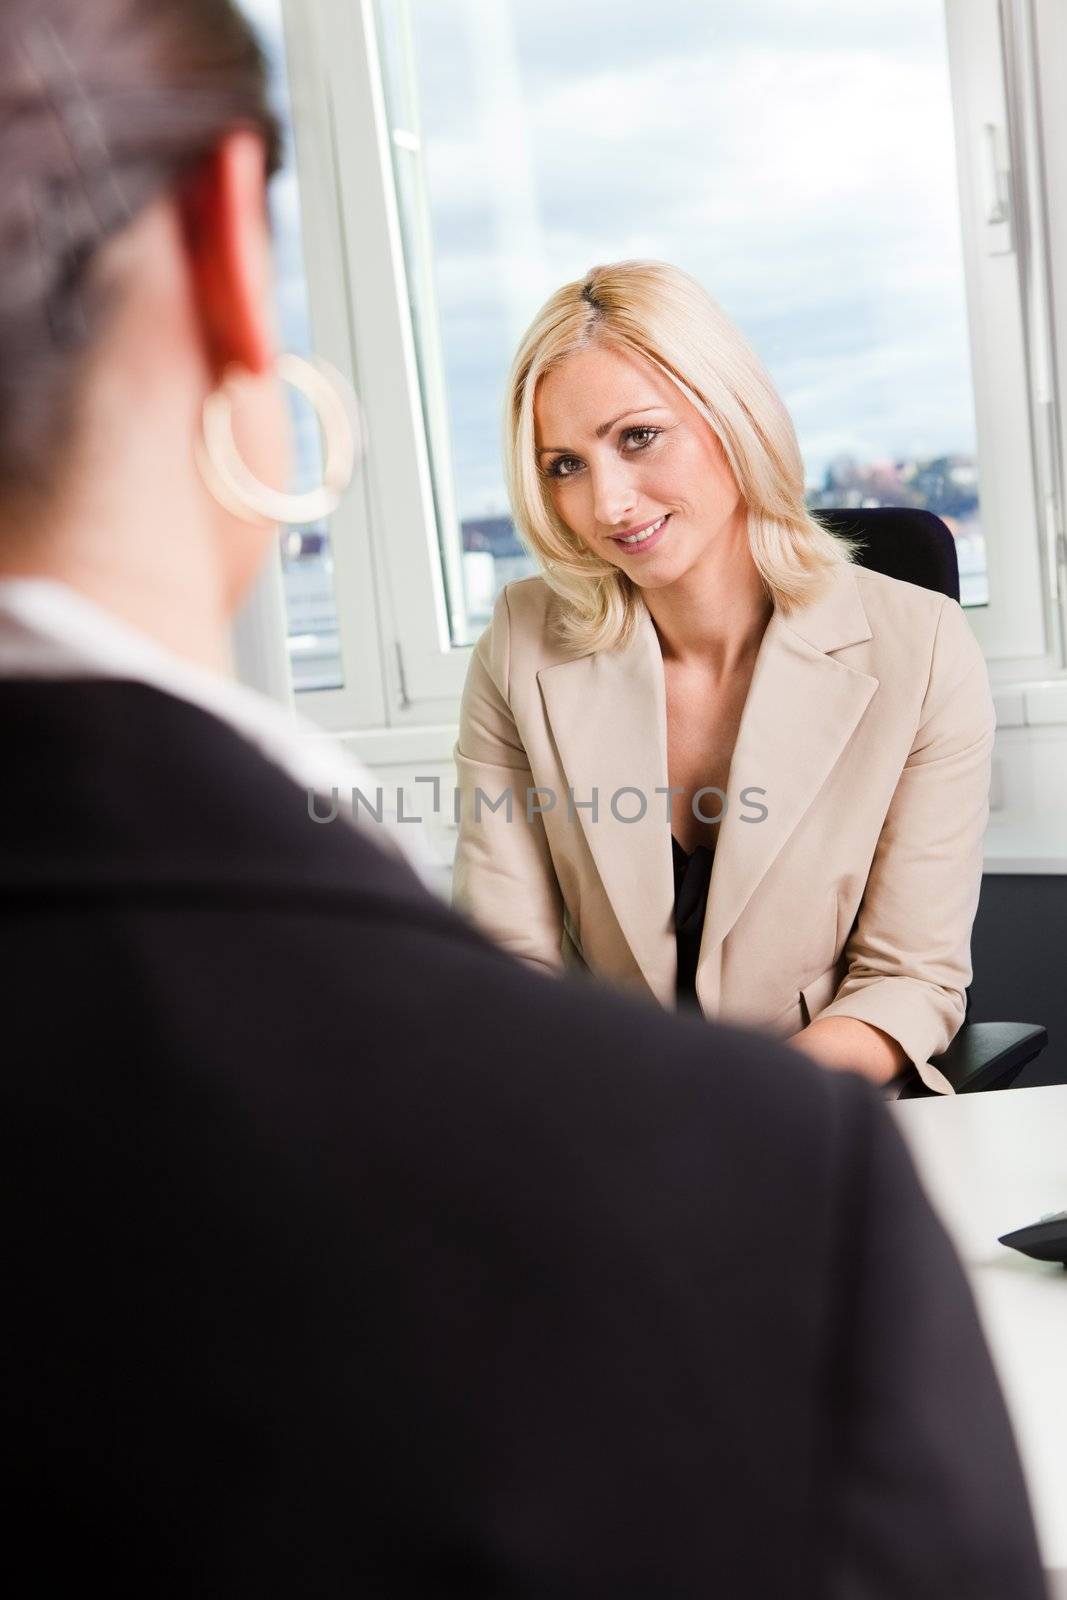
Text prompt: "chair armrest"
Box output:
[[893, 1021, 1048, 1098]]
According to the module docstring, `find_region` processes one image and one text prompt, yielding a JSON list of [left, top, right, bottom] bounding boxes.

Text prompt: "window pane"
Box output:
[[377, 0, 988, 642], [239, 0, 345, 692]]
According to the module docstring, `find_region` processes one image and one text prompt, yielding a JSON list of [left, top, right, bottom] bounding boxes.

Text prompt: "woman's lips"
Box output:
[[609, 513, 671, 556]]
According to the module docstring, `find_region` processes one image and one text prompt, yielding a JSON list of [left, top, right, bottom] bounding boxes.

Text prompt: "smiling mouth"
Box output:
[[610, 513, 670, 547]]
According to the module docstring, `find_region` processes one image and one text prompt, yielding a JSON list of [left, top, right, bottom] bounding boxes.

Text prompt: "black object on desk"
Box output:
[[998, 1211, 1067, 1266]]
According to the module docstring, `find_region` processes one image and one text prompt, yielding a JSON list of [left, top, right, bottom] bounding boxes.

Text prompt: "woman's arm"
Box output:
[[787, 597, 995, 1092], [452, 588, 566, 974], [785, 1016, 907, 1086]]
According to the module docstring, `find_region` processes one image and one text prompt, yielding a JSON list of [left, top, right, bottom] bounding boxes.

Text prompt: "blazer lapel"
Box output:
[[538, 609, 676, 1003], [695, 567, 878, 1011], [537, 565, 879, 1015]]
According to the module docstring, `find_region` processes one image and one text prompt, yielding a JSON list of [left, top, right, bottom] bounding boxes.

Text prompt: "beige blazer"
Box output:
[[452, 563, 995, 1092]]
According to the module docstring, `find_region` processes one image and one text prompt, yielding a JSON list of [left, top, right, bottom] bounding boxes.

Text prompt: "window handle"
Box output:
[[982, 121, 1013, 255]]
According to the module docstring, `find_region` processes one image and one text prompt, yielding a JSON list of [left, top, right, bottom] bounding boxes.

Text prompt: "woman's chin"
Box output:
[[622, 554, 686, 590]]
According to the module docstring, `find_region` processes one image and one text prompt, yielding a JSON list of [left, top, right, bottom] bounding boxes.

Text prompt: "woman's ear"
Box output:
[[176, 128, 278, 382]]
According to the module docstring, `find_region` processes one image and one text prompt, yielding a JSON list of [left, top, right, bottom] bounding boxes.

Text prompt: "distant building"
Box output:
[[462, 514, 526, 558], [455, 454, 987, 622], [808, 453, 979, 525]]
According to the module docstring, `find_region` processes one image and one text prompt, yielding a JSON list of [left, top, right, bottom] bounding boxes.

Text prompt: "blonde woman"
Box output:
[[453, 261, 995, 1091]]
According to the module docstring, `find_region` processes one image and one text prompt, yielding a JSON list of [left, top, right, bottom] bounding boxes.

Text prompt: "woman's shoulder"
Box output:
[[847, 561, 948, 625], [788, 560, 953, 664], [496, 573, 560, 633], [843, 563, 988, 703], [836, 562, 962, 656], [472, 575, 573, 695], [850, 559, 979, 641]]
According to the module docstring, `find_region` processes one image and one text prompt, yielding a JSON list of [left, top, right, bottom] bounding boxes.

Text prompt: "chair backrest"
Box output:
[[813, 506, 960, 603]]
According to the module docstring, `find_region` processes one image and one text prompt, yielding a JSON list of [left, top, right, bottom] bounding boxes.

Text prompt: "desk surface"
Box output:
[[892, 1085, 1067, 1596]]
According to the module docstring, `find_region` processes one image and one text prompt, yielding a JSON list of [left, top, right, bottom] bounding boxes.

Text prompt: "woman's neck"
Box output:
[[0, 485, 235, 677], [642, 519, 773, 677]]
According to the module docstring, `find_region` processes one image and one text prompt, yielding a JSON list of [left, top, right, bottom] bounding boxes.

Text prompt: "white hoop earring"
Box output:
[[195, 352, 362, 527]]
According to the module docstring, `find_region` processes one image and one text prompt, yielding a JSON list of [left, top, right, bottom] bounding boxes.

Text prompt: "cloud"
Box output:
[[396, 0, 975, 512]]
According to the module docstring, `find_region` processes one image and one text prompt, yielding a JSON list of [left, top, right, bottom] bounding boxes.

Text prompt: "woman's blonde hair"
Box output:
[[504, 260, 859, 655]]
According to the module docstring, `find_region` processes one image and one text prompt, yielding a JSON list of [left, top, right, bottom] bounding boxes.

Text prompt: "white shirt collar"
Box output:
[[0, 577, 438, 886]]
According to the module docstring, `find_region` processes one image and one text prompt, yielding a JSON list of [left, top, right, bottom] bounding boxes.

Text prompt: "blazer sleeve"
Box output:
[[452, 587, 565, 975], [815, 596, 995, 1090]]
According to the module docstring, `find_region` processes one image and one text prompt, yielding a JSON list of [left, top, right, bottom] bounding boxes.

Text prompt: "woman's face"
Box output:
[[533, 340, 744, 589]]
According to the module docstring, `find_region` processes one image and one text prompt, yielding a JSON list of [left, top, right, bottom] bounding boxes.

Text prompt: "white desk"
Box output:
[[892, 1085, 1067, 1598]]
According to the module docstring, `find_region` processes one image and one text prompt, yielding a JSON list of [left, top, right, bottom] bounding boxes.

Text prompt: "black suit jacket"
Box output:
[[0, 678, 1044, 1597]]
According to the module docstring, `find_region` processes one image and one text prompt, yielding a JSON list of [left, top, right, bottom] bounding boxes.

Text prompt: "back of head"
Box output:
[[0, 0, 280, 510]]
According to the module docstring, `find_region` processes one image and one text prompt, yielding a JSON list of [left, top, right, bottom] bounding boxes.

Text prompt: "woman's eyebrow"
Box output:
[[537, 406, 667, 457]]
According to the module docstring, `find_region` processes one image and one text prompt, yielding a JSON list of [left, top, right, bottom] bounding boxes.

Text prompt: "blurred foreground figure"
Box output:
[[0, 1, 1044, 1595]]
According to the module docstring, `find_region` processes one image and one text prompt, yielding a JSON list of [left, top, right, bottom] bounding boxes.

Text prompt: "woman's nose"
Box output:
[[591, 462, 639, 528]]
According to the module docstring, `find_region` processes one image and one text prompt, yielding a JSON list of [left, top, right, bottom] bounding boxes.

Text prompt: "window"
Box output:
[[942, 0, 1054, 669], [238, 0, 343, 693], [236, 0, 389, 730], [245, 0, 1064, 726], [376, 0, 994, 645]]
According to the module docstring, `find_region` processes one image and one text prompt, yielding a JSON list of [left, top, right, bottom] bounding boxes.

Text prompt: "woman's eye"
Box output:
[[547, 456, 583, 479], [624, 426, 660, 450]]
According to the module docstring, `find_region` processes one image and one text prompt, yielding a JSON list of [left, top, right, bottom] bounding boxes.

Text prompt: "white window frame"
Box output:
[[945, 0, 1064, 678], [1032, 0, 1067, 666], [246, 0, 1067, 737], [301, 0, 471, 724], [268, 0, 394, 731]]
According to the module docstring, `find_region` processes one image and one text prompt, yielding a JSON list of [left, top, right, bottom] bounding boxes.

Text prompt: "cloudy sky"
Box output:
[[388, 0, 978, 518], [245, 0, 979, 523]]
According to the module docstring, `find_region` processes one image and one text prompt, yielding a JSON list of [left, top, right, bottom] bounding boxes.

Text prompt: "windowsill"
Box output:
[[312, 709, 1067, 873], [994, 681, 1067, 728], [324, 723, 460, 766], [984, 810, 1067, 875], [303, 679, 1063, 751], [320, 680, 1063, 756]]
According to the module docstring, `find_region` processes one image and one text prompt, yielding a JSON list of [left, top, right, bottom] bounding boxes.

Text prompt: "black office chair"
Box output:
[[813, 506, 1048, 1098]]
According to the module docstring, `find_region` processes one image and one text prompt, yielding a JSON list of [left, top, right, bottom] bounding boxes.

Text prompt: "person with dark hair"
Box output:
[[0, 3, 1046, 1595]]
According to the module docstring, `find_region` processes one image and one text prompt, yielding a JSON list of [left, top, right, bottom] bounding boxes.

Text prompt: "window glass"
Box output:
[[377, 0, 988, 643], [239, 0, 345, 691]]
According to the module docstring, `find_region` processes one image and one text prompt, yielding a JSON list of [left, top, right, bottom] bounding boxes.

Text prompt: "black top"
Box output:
[[0, 677, 1045, 1599], [672, 834, 715, 1008]]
